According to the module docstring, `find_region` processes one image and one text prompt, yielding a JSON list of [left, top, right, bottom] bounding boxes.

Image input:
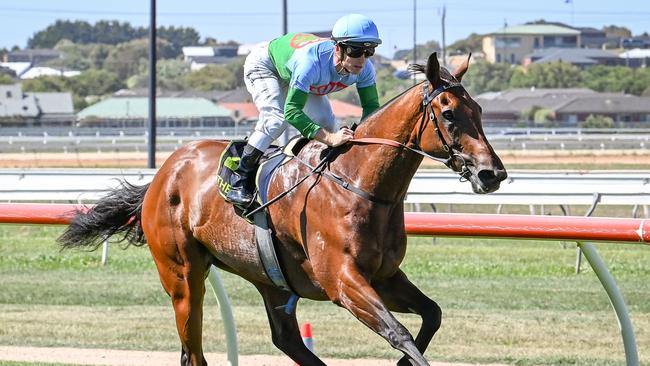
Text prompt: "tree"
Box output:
[[602, 25, 632, 39], [184, 59, 245, 91], [521, 105, 544, 122], [374, 67, 411, 104], [582, 65, 650, 96], [463, 61, 513, 95], [394, 40, 441, 62], [158, 26, 201, 56], [533, 108, 556, 127], [28, 20, 93, 48], [28, 20, 200, 58], [581, 114, 614, 129], [510, 62, 582, 89], [21, 76, 69, 92], [128, 59, 190, 90], [104, 38, 174, 80], [447, 33, 483, 54], [0, 74, 14, 85], [70, 69, 124, 96]]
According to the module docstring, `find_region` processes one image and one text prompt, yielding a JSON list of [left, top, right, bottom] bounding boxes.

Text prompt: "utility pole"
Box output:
[[147, 0, 157, 168], [282, 0, 288, 34], [413, 0, 417, 85], [441, 5, 446, 66], [280, 0, 289, 144]]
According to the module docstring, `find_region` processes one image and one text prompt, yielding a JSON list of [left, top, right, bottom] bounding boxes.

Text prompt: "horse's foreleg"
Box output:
[[149, 234, 211, 366], [256, 284, 326, 366], [374, 270, 442, 366], [328, 264, 430, 366]]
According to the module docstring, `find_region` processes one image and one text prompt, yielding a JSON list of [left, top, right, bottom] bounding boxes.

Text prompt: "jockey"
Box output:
[[226, 14, 382, 205]]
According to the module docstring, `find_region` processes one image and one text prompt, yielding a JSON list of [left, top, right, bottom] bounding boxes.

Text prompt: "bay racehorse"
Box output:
[[58, 52, 506, 366]]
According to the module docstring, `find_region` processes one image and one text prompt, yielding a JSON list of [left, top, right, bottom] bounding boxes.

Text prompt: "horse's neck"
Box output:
[[342, 87, 424, 202]]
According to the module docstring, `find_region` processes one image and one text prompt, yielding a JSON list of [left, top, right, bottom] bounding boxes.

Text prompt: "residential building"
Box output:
[[523, 48, 622, 68], [0, 62, 31, 77], [6, 49, 62, 64], [77, 97, 234, 128], [476, 88, 650, 127], [619, 48, 650, 68], [482, 24, 581, 64], [20, 66, 81, 79], [0, 84, 74, 126], [182, 45, 241, 70], [220, 102, 259, 125]]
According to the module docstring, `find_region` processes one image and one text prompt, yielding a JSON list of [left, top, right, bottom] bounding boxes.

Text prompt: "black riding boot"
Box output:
[[226, 144, 263, 205]]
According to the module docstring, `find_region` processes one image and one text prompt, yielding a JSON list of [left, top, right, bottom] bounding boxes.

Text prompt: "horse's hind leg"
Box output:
[[374, 270, 442, 366], [148, 234, 212, 366], [325, 264, 430, 366], [256, 284, 326, 366]]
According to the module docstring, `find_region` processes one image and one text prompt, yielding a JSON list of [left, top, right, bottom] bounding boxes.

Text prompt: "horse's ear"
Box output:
[[425, 52, 440, 85], [453, 53, 472, 82]]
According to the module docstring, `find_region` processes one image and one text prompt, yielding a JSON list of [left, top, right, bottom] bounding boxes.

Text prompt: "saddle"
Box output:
[[216, 136, 310, 217], [216, 137, 310, 312]]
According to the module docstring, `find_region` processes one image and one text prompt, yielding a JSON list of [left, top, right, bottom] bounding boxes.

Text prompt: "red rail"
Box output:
[[0, 203, 648, 244]]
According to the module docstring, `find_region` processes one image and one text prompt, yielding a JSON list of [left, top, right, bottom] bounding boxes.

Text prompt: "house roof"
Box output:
[[619, 48, 650, 58], [220, 102, 259, 120], [474, 98, 519, 114], [78, 97, 231, 120], [556, 96, 650, 114], [30, 93, 74, 114], [528, 48, 618, 64], [0, 84, 73, 119], [20, 67, 81, 79], [488, 24, 580, 36], [477, 88, 597, 102], [0, 62, 31, 77], [182, 47, 215, 57]]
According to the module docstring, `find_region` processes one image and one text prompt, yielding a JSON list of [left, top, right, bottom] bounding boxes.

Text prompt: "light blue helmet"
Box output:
[[331, 14, 382, 46]]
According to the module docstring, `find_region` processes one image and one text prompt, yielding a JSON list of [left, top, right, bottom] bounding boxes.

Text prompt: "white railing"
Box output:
[[1, 169, 648, 216]]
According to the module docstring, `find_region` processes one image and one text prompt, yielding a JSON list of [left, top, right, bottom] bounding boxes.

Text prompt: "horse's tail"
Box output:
[[57, 180, 150, 250]]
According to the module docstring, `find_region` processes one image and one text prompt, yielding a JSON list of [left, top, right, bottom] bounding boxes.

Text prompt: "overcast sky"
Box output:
[[1, 0, 649, 57]]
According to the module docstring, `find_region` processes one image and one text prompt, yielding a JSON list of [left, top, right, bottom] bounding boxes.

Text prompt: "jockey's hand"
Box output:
[[314, 127, 354, 147]]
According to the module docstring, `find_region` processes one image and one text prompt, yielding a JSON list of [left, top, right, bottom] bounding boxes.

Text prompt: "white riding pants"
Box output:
[[244, 42, 338, 151]]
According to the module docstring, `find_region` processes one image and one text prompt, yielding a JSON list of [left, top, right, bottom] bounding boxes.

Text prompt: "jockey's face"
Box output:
[[335, 44, 370, 75]]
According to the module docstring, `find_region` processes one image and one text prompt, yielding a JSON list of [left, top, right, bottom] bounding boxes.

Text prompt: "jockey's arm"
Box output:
[[284, 87, 353, 147], [358, 84, 380, 120], [284, 87, 321, 138]]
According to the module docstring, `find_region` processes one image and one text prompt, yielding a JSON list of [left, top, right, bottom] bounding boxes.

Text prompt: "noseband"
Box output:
[[418, 80, 472, 180]]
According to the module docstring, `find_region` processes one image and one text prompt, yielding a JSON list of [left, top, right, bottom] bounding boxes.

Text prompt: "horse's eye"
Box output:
[[442, 110, 454, 121]]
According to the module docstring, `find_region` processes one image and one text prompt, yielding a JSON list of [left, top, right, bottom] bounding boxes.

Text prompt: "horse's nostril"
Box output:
[[477, 169, 496, 183]]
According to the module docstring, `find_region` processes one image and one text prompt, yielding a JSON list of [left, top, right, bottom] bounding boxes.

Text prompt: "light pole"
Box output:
[[147, 0, 157, 168]]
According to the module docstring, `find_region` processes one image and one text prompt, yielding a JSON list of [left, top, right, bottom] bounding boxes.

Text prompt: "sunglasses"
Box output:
[[343, 44, 376, 58]]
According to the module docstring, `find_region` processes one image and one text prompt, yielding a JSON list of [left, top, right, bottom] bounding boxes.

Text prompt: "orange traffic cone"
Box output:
[[301, 323, 314, 352], [294, 322, 314, 365]]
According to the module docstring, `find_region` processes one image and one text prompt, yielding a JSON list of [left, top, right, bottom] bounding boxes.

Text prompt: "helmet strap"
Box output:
[[334, 44, 350, 76]]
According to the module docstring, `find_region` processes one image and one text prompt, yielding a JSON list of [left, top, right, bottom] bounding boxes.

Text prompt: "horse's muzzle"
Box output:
[[471, 167, 507, 194]]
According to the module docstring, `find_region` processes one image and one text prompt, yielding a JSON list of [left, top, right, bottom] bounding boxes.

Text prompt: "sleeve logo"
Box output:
[[290, 33, 327, 49]]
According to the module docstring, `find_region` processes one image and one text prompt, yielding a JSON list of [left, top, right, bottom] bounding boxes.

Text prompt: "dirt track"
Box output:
[[0, 346, 507, 366]]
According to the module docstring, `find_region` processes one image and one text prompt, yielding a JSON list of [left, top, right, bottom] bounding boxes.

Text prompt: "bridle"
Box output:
[[417, 80, 472, 180], [352, 80, 473, 181]]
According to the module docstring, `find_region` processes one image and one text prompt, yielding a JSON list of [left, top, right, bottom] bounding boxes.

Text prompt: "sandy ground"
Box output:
[[1, 149, 650, 168], [0, 346, 507, 366]]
